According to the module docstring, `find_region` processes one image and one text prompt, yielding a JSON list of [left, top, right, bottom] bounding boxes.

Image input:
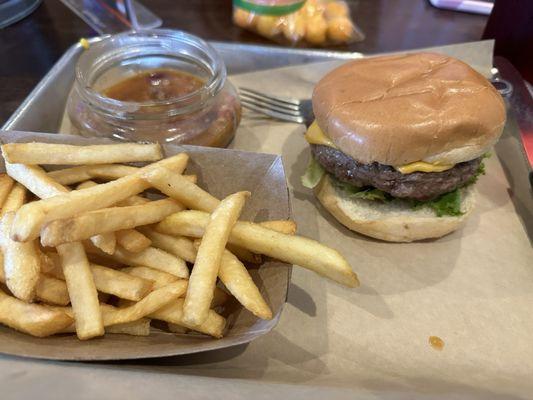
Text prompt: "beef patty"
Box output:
[[312, 145, 481, 201]]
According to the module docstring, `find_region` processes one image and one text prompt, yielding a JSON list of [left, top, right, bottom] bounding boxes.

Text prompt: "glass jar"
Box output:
[[67, 29, 241, 147]]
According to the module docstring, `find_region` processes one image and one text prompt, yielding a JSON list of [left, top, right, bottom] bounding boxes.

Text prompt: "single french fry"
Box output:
[[0, 253, 69, 306], [123, 266, 178, 290], [192, 241, 271, 319], [259, 220, 297, 235], [0, 212, 40, 302], [57, 242, 104, 340], [89, 232, 116, 255], [81, 165, 140, 182], [1, 183, 26, 215], [5, 163, 67, 199], [75, 180, 104, 191], [1, 142, 162, 165], [150, 298, 225, 338], [183, 191, 249, 326], [41, 199, 183, 247], [118, 195, 151, 207], [157, 211, 359, 288], [85, 242, 189, 279], [137, 227, 197, 263], [116, 229, 151, 253], [11, 153, 189, 241], [219, 250, 271, 318], [6, 163, 117, 254], [45, 260, 153, 302], [34, 274, 70, 306], [92, 264, 153, 301], [142, 166, 220, 212], [49, 162, 196, 186], [0, 174, 15, 209], [0, 289, 73, 337], [49, 165, 138, 185], [102, 280, 187, 326], [106, 318, 151, 336], [77, 181, 153, 209]]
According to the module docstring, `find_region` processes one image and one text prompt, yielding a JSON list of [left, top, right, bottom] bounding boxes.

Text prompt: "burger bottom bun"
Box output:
[[315, 175, 475, 242]]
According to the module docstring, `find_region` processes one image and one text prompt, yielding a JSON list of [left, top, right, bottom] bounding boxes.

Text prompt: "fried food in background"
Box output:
[[232, 0, 364, 46]]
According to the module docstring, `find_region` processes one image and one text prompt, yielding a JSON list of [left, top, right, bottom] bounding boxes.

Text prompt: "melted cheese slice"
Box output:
[[304, 121, 338, 148], [395, 161, 454, 174], [304, 120, 454, 174]]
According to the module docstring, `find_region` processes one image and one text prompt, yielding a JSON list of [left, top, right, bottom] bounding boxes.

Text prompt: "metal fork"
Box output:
[[239, 87, 314, 127]]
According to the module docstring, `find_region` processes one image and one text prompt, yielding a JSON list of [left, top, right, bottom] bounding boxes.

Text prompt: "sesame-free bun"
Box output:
[[312, 52, 506, 166], [315, 174, 475, 242]]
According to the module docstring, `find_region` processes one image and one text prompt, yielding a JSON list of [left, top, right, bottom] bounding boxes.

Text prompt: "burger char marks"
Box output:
[[312, 145, 481, 201]]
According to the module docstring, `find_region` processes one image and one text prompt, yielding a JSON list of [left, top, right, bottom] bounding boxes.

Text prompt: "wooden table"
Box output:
[[0, 0, 488, 125]]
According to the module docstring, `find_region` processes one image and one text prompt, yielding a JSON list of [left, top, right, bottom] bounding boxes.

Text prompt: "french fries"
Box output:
[[89, 231, 116, 255], [137, 227, 197, 263], [57, 305, 152, 336], [57, 242, 104, 339], [2, 183, 26, 214], [152, 232, 270, 319], [6, 162, 117, 254], [0, 141, 359, 344], [76, 181, 147, 253], [259, 220, 297, 235], [86, 243, 189, 279], [49, 164, 138, 185], [3, 162, 114, 339], [0, 254, 69, 306], [106, 318, 151, 336], [123, 266, 178, 289], [0, 212, 41, 302], [49, 163, 196, 186], [183, 191, 249, 326], [2, 142, 162, 165], [150, 298, 226, 338], [41, 199, 183, 246], [157, 211, 359, 288], [142, 166, 220, 212], [102, 280, 187, 326], [0, 289, 73, 337], [115, 229, 152, 253], [0, 174, 14, 209], [193, 241, 272, 320], [44, 261, 153, 302], [10, 152, 188, 241]]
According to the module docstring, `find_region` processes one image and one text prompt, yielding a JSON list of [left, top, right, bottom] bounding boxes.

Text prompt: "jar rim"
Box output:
[[75, 29, 227, 114]]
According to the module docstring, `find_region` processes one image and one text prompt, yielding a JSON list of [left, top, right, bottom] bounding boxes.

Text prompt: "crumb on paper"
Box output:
[[429, 335, 445, 351], [80, 38, 90, 49]]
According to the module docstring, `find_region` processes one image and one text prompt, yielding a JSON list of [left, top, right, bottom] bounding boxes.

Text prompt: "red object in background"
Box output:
[[482, 0, 533, 83]]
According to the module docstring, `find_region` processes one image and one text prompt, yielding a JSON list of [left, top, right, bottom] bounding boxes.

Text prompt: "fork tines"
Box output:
[[239, 87, 306, 124]]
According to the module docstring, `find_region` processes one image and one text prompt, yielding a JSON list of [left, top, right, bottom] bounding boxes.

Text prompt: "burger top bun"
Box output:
[[312, 52, 506, 166]]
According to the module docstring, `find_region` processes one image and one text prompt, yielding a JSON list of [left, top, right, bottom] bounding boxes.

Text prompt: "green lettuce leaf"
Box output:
[[332, 178, 391, 201], [465, 158, 486, 186], [301, 156, 325, 189], [411, 189, 463, 217]]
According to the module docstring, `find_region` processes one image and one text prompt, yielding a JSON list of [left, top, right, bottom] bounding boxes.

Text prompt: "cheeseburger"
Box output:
[[302, 52, 506, 242]]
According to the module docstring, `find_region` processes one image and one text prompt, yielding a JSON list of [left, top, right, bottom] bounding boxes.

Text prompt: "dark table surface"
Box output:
[[0, 0, 489, 125]]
